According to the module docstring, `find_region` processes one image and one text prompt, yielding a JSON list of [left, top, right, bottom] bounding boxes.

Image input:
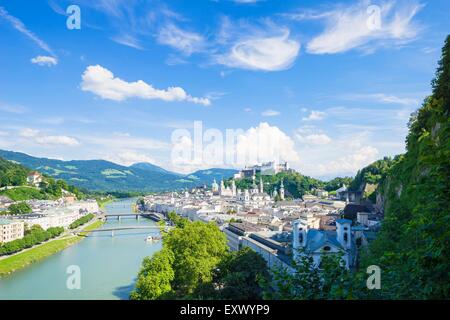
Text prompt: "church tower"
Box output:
[[259, 176, 264, 193], [280, 179, 285, 200], [231, 179, 237, 197]]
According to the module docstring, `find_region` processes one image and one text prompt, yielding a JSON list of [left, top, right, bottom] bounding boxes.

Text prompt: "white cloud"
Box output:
[[296, 133, 331, 145], [341, 93, 419, 106], [305, 0, 424, 54], [19, 128, 40, 138], [234, 122, 300, 166], [106, 151, 157, 166], [217, 27, 300, 71], [80, 65, 211, 105], [35, 135, 80, 146], [0, 6, 55, 56], [302, 110, 325, 121], [170, 122, 299, 172], [316, 146, 379, 175], [157, 23, 205, 55], [261, 109, 280, 117], [19, 128, 80, 146], [30, 55, 58, 66]]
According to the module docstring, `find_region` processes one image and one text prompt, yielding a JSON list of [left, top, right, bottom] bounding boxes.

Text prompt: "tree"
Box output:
[[213, 247, 270, 300], [8, 202, 32, 215], [167, 211, 189, 228], [266, 251, 358, 300], [131, 247, 175, 300], [165, 221, 228, 296], [131, 221, 228, 299]]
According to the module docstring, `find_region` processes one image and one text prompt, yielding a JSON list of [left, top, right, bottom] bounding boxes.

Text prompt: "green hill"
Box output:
[[0, 150, 237, 192]]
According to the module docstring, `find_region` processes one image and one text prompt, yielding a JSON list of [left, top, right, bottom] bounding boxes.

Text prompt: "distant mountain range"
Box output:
[[0, 150, 237, 192]]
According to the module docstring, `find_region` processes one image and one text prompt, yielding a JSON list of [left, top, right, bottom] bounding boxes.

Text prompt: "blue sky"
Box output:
[[0, 0, 448, 179]]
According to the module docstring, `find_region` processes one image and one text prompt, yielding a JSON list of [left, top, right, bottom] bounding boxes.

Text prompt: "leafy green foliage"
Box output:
[[231, 172, 323, 199], [266, 252, 359, 300], [165, 221, 228, 296], [324, 177, 353, 192], [361, 35, 450, 299], [166, 211, 190, 228], [349, 157, 395, 191], [212, 247, 270, 300], [0, 225, 64, 256], [69, 214, 95, 229], [130, 247, 175, 300], [0, 157, 28, 187], [7, 202, 32, 215]]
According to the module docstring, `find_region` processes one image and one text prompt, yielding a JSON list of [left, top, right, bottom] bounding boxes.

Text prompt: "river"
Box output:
[[0, 198, 161, 300]]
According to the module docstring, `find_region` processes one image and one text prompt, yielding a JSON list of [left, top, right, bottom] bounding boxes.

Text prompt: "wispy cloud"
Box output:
[[300, 0, 424, 54], [111, 34, 144, 50], [157, 23, 206, 55], [302, 110, 325, 121], [0, 6, 56, 56], [215, 18, 300, 71], [216, 24, 300, 71], [341, 93, 419, 106], [0, 102, 27, 114], [261, 109, 280, 117]]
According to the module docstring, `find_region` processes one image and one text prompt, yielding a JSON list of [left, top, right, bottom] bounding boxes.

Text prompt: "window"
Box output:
[[323, 246, 331, 251]]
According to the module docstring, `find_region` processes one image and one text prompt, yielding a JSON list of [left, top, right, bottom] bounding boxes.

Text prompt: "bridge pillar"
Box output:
[[111, 230, 115, 237], [118, 216, 121, 222], [137, 215, 140, 221]]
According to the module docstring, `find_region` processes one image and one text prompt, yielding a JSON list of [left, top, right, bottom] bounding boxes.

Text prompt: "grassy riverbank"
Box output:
[[97, 197, 115, 210], [0, 219, 105, 277]]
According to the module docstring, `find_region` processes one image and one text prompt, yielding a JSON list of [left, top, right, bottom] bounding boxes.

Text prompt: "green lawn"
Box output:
[[78, 219, 104, 236], [0, 187, 51, 201]]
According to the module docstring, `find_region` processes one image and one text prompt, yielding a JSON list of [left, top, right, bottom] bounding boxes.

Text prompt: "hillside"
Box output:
[[0, 157, 29, 187], [0, 150, 237, 192], [362, 36, 450, 299], [230, 171, 323, 199], [0, 156, 85, 201]]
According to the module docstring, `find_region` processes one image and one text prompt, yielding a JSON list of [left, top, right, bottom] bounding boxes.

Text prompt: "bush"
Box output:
[[69, 213, 94, 229], [8, 202, 32, 215]]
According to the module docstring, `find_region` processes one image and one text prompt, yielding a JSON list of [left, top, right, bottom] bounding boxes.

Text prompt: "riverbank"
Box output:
[[0, 218, 105, 277], [97, 197, 115, 210]]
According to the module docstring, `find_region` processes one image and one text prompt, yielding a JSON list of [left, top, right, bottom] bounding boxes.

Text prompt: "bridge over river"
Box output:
[[102, 212, 164, 222], [78, 224, 173, 237]]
